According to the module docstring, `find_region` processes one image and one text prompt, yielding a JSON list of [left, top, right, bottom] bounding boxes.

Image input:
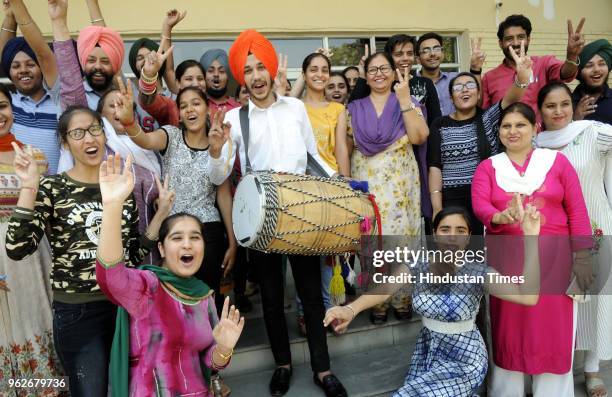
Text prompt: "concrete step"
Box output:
[[224, 341, 416, 397], [223, 309, 423, 377]]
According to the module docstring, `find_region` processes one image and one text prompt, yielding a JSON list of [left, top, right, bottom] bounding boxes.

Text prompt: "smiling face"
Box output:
[[244, 54, 274, 105], [0, 91, 13, 138], [135, 47, 152, 76], [450, 75, 480, 112], [325, 75, 348, 104], [500, 26, 530, 62], [365, 54, 394, 94], [417, 37, 444, 72], [539, 87, 573, 131], [499, 111, 536, 153], [581, 54, 609, 89], [64, 112, 106, 168], [391, 42, 415, 76], [159, 217, 205, 278], [304, 55, 330, 93], [9, 51, 44, 97], [179, 66, 207, 92], [178, 89, 208, 133], [434, 213, 471, 252], [84, 47, 115, 92]]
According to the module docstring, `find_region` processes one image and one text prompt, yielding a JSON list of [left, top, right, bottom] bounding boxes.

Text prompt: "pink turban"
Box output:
[[77, 26, 125, 74], [229, 30, 278, 86]]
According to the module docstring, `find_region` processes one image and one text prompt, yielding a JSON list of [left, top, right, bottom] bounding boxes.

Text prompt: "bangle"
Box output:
[[91, 18, 104, 23], [430, 190, 441, 195], [21, 186, 38, 193], [16, 20, 33, 26], [144, 230, 158, 242], [470, 68, 482, 75], [345, 304, 356, 320], [161, 34, 171, 41], [140, 68, 158, 84], [126, 124, 143, 138], [138, 78, 157, 96], [215, 346, 233, 360], [1, 27, 16, 33], [565, 58, 580, 67]]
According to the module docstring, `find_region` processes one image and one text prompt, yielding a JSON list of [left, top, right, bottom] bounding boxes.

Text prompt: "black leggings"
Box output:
[[195, 221, 228, 314]]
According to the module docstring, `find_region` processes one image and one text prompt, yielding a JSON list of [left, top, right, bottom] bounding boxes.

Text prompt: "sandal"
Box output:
[[586, 376, 608, 397]]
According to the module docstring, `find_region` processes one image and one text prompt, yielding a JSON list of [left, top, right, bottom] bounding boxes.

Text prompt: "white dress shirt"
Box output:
[[207, 95, 336, 185]]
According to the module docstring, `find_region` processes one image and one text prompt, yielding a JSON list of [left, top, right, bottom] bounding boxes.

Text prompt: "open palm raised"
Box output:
[[99, 154, 135, 205]]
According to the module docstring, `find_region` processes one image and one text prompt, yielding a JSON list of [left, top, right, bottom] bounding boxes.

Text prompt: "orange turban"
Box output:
[[229, 30, 278, 86], [77, 26, 125, 74]]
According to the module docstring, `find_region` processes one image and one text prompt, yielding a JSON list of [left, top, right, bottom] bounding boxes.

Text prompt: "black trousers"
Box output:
[[195, 221, 228, 314], [250, 251, 330, 373]]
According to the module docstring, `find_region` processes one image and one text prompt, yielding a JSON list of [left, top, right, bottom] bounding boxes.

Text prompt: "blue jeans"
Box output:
[[52, 300, 116, 397], [296, 257, 332, 316]]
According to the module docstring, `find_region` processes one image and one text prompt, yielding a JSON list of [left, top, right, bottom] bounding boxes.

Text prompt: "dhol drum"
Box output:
[[232, 171, 377, 255]]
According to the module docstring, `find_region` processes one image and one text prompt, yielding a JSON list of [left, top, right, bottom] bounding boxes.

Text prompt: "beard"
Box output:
[[85, 70, 114, 92], [503, 44, 529, 62], [206, 85, 227, 99], [582, 72, 609, 93]]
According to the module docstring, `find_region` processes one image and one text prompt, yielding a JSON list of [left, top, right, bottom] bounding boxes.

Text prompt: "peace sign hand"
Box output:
[[142, 46, 174, 78], [154, 176, 175, 217], [209, 109, 231, 159], [509, 40, 533, 86], [357, 43, 370, 78], [273, 53, 289, 95], [566, 18, 586, 62], [114, 76, 136, 126], [395, 67, 412, 107], [12, 142, 40, 190], [470, 37, 487, 72]]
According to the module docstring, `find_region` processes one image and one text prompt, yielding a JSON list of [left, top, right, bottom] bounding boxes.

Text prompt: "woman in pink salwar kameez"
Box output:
[[472, 102, 592, 397]]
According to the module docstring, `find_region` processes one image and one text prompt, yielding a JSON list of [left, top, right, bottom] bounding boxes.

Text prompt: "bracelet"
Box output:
[[161, 34, 171, 41], [430, 190, 442, 195], [215, 346, 233, 360], [16, 19, 33, 26], [138, 78, 157, 96], [126, 124, 143, 139], [144, 230, 158, 242], [1, 27, 16, 33], [513, 78, 529, 89], [140, 68, 158, 84], [565, 58, 580, 67], [91, 18, 104, 23], [345, 304, 356, 320], [469, 68, 482, 75], [96, 253, 124, 269]]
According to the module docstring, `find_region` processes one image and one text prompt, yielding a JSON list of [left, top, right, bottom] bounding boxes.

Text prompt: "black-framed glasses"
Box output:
[[420, 46, 443, 55], [367, 64, 393, 76], [67, 124, 104, 140], [452, 82, 478, 92]]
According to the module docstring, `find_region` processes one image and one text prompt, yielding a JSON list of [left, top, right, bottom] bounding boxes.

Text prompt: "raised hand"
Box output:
[[99, 154, 134, 205], [273, 53, 289, 94], [163, 8, 186, 30], [154, 176, 175, 217], [357, 43, 370, 78], [315, 47, 334, 59], [493, 193, 523, 225], [114, 76, 136, 126], [12, 142, 40, 190], [212, 297, 245, 351], [566, 18, 586, 63], [394, 67, 412, 106], [520, 203, 541, 236], [47, 0, 67, 22], [208, 109, 231, 159], [470, 37, 487, 72], [574, 95, 597, 121], [142, 45, 174, 78], [509, 40, 533, 86], [323, 305, 355, 333]]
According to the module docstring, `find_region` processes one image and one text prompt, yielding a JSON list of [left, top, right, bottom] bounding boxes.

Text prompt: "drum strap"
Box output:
[[238, 105, 331, 178]]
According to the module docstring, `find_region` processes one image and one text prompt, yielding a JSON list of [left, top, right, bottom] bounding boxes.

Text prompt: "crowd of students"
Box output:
[[0, 0, 611, 396]]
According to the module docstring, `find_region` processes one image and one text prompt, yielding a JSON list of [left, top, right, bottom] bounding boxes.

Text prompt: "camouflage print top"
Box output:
[[5, 173, 151, 304]]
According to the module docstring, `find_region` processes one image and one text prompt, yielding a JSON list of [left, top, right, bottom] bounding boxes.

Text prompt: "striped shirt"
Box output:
[[11, 80, 61, 174]]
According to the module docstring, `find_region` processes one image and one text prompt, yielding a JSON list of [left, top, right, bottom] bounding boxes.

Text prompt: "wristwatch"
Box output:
[[401, 102, 417, 113]]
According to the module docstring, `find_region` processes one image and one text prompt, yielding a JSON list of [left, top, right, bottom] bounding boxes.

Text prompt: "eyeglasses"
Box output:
[[420, 46, 443, 55], [367, 64, 393, 76], [66, 124, 104, 140], [451, 82, 478, 92]]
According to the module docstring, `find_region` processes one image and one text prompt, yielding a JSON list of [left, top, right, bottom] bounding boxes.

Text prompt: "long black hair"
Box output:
[[432, 206, 473, 233], [448, 72, 491, 161]]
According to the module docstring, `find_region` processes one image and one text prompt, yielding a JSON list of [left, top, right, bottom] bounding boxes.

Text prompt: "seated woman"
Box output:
[[95, 154, 245, 396], [324, 204, 542, 396]]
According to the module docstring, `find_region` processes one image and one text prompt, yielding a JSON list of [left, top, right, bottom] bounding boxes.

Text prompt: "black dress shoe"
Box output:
[[269, 367, 292, 396], [313, 374, 348, 397]]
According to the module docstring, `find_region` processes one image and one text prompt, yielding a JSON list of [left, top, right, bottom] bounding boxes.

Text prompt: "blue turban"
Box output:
[[578, 39, 612, 80], [1, 37, 39, 77], [199, 49, 233, 79]]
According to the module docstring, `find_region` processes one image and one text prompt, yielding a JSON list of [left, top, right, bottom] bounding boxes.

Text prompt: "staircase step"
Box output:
[[224, 342, 415, 397], [224, 312, 422, 377]]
